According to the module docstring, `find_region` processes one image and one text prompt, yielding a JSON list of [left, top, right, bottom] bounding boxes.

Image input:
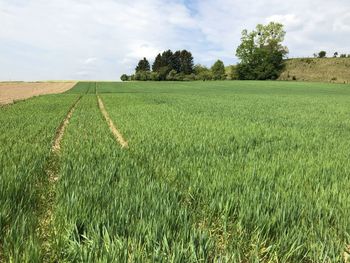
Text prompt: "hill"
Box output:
[[279, 57, 350, 84]]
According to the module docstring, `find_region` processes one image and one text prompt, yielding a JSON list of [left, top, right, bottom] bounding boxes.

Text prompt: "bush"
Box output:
[[120, 74, 129, 81], [134, 71, 151, 81], [211, 60, 226, 80], [149, 72, 160, 81], [225, 65, 238, 80], [166, 70, 178, 81]]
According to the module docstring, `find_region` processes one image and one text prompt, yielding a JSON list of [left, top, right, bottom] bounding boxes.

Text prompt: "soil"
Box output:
[[0, 82, 76, 105]]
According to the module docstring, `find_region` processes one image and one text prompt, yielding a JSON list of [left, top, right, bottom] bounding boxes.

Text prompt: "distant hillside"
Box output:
[[279, 58, 350, 84]]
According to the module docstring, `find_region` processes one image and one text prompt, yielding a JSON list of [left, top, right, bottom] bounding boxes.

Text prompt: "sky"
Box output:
[[0, 0, 349, 81]]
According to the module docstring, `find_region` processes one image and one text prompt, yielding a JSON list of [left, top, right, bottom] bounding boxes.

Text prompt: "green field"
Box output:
[[1, 81, 350, 262]]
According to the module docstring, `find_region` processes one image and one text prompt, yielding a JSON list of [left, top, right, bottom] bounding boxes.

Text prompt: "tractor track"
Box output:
[[97, 94, 128, 149]]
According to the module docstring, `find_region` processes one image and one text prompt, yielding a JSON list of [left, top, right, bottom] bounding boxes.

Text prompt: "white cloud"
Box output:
[[0, 0, 349, 80], [84, 58, 98, 65], [266, 14, 303, 31]]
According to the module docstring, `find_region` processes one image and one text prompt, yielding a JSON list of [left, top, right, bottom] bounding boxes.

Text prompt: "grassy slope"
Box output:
[[279, 57, 350, 84]]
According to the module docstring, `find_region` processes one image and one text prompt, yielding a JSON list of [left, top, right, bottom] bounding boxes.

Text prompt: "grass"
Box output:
[[1, 80, 350, 262], [0, 94, 79, 261], [279, 57, 350, 84]]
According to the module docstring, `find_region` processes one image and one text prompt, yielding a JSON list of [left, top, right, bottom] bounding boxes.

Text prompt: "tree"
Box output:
[[152, 54, 163, 72], [211, 60, 226, 80], [161, 50, 175, 73], [236, 22, 288, 80], [135, 57, 150, 72], [120, 74, 129, 81], [333, 52, 338, 58], [172, 51, 182, 73], [318, 51, 326, 58], [340, 54, 347, 58], [179, 50, 194, 74]]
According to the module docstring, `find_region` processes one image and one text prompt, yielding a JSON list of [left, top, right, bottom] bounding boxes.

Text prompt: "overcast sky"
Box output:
[[0, 0, 349, 81]]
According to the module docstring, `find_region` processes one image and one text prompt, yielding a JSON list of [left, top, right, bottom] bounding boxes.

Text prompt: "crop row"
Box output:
[[0, 94, 79, 261], [47, 81, 350, 262], [1, 81, 350, 262]]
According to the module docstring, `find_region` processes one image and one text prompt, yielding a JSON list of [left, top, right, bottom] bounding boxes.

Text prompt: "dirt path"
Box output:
[[97, 95, 128, 148], [0, 82, 76, 105], [38, 95, 82, 261]]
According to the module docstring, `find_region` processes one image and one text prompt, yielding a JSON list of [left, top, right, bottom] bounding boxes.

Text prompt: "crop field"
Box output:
[[1, 81, 350, 262], [0, 82, 76, 105]]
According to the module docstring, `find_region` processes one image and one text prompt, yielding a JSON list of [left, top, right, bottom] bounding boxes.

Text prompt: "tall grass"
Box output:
[[53, 81, 350, 261], [2, 81, 350, 261], [0, 94, 79, 261]]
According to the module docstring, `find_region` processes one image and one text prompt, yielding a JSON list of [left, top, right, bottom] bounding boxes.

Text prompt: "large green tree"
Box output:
[[152, 54, 163, 72], [179, 50, 194, 74], [151, 49, 194, 80], [135, 57, 150, 72], [236, 22, 288, 80], [211, 60, 226, 80]]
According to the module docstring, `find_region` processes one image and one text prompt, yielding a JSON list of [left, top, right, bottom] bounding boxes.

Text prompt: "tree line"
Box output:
[[121, 22, 349, 81], [121, 50, 228, 81], [313, 51, 350, 58]]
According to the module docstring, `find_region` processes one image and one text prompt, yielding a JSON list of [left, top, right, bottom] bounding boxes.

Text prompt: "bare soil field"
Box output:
[[0, 82, 76, 105]]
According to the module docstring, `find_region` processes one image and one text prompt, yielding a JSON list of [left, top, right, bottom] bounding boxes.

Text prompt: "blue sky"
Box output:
[[0, 0, 349, 80]]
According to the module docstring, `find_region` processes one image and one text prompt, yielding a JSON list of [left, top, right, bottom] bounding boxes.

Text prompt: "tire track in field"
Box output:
[[52, 95, 82, 154], [97, 94, 128, 148], [38, 95, 82, 261]]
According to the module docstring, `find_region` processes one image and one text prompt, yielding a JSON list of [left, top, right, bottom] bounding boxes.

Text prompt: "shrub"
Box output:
[[120, 74, 129, 81]]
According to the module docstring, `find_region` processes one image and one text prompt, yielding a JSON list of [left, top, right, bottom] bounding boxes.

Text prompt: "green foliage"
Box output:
[[194, 64, 213, 80], [120, 74, 128, 81], [149, 71, 160, 81], [0, 91, 80, 261], [135, 57, 150, 73], [340, 54, 347, 58], [152, 54, 163, 72], [134, 71, 151, 81], [3, 81, 350, 262], [152, 50, 194, 77], [211, 60, 226, 80], [236, 22, 288, 80], [166, 69, 178, 80], [318, 51, 327, 58], [225, 65, 238, 80], [179, 50, 194, 74]]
